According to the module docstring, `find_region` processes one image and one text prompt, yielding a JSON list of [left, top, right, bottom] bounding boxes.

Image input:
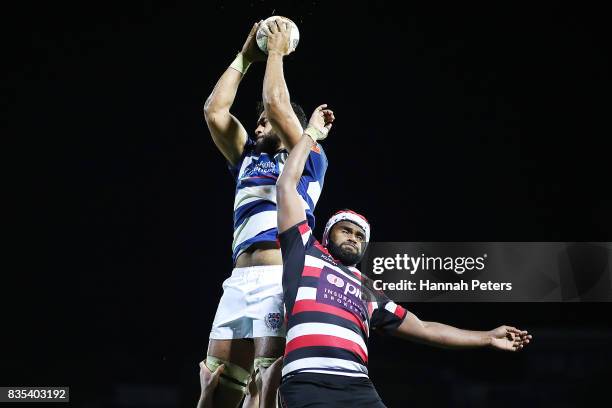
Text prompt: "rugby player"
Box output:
[[275, 116, 533, 407]]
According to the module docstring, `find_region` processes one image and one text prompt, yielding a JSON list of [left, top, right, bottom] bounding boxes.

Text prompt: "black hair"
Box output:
[[256, 101, 308, 129]]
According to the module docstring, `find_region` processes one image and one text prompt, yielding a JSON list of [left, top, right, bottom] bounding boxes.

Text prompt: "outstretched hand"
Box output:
[[488, 325, 532, 352], [307, 104, 335, 140], [261, 18, 295, 57], [241, 21, 266, 62]]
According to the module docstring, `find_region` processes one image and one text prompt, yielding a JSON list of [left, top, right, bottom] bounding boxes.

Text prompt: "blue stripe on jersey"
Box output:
[[232, 228, 277, 260], [237, 175, 277, 189], [228, 138, 327, 264], [234, 200, 277, 230]]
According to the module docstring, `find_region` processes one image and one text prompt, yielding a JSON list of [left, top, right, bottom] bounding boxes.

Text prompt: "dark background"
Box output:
[[4, 0, 612, 407]]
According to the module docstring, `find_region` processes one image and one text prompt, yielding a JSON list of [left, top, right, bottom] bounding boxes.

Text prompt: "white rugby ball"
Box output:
[[256, 16, 300, 55]]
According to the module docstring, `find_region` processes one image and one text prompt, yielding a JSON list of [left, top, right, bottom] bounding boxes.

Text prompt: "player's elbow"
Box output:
[[203, 94, 214, 114], [203, 98, 215, 120], [203, 96, 227, 119]]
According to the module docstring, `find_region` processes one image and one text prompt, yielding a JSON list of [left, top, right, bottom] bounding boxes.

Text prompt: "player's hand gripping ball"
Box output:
[[256, 16, 300, 55]]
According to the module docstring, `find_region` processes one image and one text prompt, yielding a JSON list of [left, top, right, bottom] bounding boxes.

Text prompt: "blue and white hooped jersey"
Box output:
[[228, 138, 328, 264]]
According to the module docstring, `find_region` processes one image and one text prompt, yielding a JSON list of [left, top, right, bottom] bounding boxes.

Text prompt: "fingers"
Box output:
[[314, 105, 335, 120], [512, 333, 532, 351], [212, 363, 225, 377], [505, 326, 530, 339], [505, 325, 519, 333], [249, 20, 264, 38], [520, 335, 532, 345], [261, 23, 272, 36], [268, 18, 283, 33], [198, 361, 225, 378], [267, 20, 277, 34], [493, 333, 532, 352], [322, 110, 335, 122], [199, 360, 212, 375], [267, 18, 292, 34], [269, 356, 284, 370], [209, 364, 224, 387]]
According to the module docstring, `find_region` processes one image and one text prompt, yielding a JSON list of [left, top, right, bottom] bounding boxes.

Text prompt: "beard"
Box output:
[[327, 240, 363, 266], [255, 133, 281, 154]]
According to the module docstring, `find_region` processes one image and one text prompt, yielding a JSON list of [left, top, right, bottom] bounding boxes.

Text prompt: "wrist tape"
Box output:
[[304, 126, 327, 142], [229, 52, 252, 75]]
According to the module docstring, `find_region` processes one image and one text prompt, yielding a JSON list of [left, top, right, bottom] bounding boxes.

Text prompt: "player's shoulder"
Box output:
[[310, 142, 324, 155], [278, 220, 312, 244]]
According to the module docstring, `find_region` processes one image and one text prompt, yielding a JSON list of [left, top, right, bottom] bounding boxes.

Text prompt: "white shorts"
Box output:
[[209, 265, 286, 340]]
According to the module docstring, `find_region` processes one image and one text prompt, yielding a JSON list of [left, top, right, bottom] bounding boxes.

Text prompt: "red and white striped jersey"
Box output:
[[278, 220, 407, 380]]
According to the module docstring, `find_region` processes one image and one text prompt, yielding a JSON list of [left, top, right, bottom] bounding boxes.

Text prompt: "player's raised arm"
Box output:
[[276, 105, 334, 233], [393, 312, 533, 351], [203, 21, 265, 165], [261, 19, 304, 151]]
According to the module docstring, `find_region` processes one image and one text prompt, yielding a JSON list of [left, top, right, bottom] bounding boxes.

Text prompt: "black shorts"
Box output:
[[278, 373, 386, 408]]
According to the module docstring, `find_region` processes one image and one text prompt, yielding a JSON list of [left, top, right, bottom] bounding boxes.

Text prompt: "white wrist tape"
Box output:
[[304, 126, 327, 142], [229, 53, 251, 75]]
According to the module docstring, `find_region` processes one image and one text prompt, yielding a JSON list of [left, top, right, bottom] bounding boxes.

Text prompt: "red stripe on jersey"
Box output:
[[302, 266, 322, 278], [394, 304, 407, 320], [298, 222, 311, 235], [285, 334, 368, 363], [314, 241, 333, 256], [292, 299, 367, 334]]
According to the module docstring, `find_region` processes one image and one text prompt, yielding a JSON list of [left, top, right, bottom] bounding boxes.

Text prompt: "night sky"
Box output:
[[5, 1, 612, 407]]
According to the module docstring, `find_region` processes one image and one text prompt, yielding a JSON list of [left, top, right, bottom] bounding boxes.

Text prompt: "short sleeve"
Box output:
[[303, 143, 328, 185], [227, 138, 256, 180], [369, 289, 408, 335], [277, 220, 315, 261], [277, 220, 316, 313]]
